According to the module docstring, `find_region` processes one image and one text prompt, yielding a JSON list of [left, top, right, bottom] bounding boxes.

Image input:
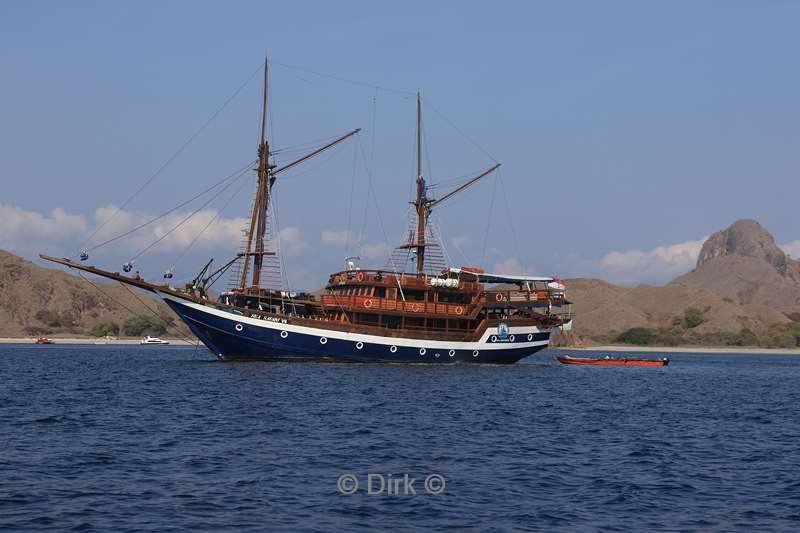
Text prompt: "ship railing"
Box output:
[[320, 294, 474, 316], [484, 290, 567, 305]]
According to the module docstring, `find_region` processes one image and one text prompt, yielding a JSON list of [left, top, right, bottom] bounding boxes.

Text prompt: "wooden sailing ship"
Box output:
[[42, 59, 572, 363]]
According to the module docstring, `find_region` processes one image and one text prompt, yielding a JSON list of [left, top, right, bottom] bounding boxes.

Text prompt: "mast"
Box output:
[[415, 92, 426, 276], [237, 58, 361, 291], [239, 57, 274, 290]]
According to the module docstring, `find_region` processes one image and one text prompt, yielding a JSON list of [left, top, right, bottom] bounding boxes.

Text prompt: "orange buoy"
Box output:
[[455, 306, 464, 315], [356, 271, 365, 282], [364, 298, 373, 309]]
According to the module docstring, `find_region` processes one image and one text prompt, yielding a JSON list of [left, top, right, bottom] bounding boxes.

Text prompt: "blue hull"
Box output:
[[163, 295, 551, 364]]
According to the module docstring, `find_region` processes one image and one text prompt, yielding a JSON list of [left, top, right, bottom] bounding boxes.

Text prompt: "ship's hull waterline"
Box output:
[[161, 294, 558, 364]]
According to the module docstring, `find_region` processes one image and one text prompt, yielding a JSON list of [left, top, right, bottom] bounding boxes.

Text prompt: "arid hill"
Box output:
[[561, 219, 800, 346], [0, 250, 187, 338]]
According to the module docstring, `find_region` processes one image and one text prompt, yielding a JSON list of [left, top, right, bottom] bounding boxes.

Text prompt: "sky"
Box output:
[[1, 1, 799, 289]]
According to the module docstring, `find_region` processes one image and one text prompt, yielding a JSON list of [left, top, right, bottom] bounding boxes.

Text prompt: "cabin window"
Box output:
[[432, 319, 446, 330], [355, 313, 379, 325], [405, 290, 424, 301], [382, 315, 401, 329], [387, 288, 397, 300], [374, 287, 386, 298], [405, 317, 424, 328]]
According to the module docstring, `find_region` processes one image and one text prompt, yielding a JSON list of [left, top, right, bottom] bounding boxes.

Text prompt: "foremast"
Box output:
[[236, 58, 361, 291], [238, 57, 275, 290]]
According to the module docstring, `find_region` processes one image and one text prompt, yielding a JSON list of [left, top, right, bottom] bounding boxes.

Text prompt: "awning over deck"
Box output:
[[447, 268, 554, 284]]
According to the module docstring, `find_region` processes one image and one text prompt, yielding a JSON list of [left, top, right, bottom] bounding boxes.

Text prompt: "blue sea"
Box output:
[[1, 345, 799, 532]]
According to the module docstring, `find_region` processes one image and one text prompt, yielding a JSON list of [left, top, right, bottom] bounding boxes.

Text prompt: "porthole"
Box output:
[[280, 330, 288, 338], [419, 347, 426, 356], [234, 323, 243, 332], [320, 337, 327, 345], [527, 333, 533, 341], [491, 335, 498, 342], [448, 349, 455, 357], [390, 345, 397, 353], [356, 341, 364, 350], [509, 335, 515, 342], [472, 350, 479, 358]]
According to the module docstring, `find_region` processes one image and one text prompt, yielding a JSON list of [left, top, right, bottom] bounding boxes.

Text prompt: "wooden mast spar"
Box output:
[[408, 92, 500, 276], [237, 57, 360, 291]]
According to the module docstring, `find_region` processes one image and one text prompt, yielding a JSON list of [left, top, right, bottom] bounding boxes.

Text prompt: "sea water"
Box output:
[[1, 345, 799, 531]]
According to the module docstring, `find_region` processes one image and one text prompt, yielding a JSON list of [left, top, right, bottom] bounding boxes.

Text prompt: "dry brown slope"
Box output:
[[0, 250, 184, 337], [566, 220, 800, 341]]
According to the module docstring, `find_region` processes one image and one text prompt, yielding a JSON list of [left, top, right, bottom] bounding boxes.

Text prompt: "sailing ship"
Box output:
[[42, 60, 573, 363]]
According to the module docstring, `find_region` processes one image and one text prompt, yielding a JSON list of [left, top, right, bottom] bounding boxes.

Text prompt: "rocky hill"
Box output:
[[563, 219, 800, 347], [0, 250, 188, 338]]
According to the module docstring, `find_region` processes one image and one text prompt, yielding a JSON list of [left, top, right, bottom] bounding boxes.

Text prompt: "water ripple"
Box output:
[[1, 345, 799, 531]]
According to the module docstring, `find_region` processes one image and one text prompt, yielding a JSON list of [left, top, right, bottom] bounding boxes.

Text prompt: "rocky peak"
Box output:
[[696, 219, 791, 275]]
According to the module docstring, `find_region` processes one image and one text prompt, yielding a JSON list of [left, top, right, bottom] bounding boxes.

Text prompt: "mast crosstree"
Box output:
[[236, 57, 360, 291], [400, 92, 500, 277]]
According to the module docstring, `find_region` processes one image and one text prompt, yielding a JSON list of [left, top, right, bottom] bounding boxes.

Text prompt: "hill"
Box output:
[[560, 220, 800, 347], [0, 250, 188, 338]]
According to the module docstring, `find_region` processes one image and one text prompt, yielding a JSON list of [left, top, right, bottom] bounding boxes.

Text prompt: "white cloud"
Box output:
[[596, 237, 706, 285], [450, 235, 471, 248], [0, 203, 248, 257], [0, 204, 88, 250], [320, 229, 356, 247], [277, 226, 310, 257], [780, 241, 800, 259], [361, 242, 391, 260], [491, 257, 536, 276]]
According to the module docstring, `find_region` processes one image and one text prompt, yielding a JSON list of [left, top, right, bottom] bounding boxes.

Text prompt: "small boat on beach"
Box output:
[[140, 336, 170, 346], [35, 337, 55, 345], [555, 355, 668, 366]]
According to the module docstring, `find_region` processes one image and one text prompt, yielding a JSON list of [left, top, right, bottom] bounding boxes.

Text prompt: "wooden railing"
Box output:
[[321, 295, 472, 316]]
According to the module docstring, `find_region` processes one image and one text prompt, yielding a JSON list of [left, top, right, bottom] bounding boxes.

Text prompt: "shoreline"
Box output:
[[0, 337, 198, 346], [2, 337, 798, 354], [559, 345, 800, 355]]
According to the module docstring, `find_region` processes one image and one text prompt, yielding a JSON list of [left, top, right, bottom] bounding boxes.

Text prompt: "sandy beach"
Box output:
[[0, 337, 199, 346], [564, 345, 800, 355]]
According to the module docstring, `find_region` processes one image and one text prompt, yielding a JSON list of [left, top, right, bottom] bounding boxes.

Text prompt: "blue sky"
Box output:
[[1, 1, 799, 288]]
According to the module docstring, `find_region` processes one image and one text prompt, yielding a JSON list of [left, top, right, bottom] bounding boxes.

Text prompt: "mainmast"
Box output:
[[238, 57, 275, 289]]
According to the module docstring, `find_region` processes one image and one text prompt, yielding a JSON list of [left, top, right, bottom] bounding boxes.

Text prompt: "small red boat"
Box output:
[[555, 355, 668, 366], [35, 337, 55, 345]]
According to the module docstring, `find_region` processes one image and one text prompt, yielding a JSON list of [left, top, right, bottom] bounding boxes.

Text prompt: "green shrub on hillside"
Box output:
[[683, 307, 705, 329], [615, 327, 654, 345], [89, 322, 119, 337], [760, 332, 797, 349], [122, 315, 166, 337], [720, 328, 758, 346]]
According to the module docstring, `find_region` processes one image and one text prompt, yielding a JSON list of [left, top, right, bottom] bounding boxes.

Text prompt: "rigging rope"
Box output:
[[128, 164, 252, 261], [481, 172, 500, 266], [497, 168, 524, 270], [424, 98, 499, 164], [75, 270, 198, 347], [78, 61, 265, 253], [268, 60, 415, 96], [86, 159, 256, 253], [117, 282, 199, 346], [167, 166, 253, 276]]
